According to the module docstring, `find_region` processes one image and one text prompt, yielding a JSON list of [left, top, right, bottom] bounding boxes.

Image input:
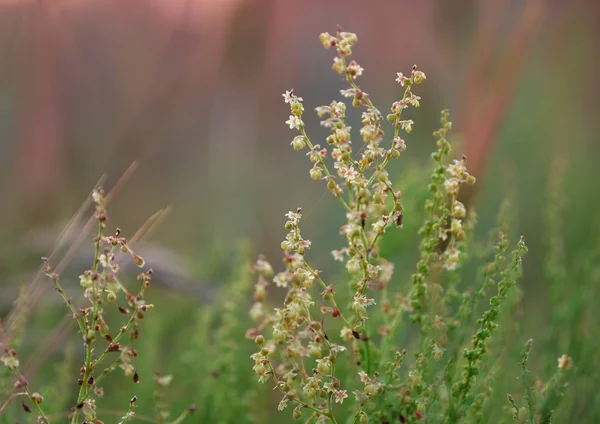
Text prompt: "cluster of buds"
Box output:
[[407, 110, 478, 324], [37, 188, 159, 424], [251, 27, 488, 422], [250, 28, 439, 421], [355, 370, 384, 402], [248, 209, 351, 419], [1, 347, 19, 370], [78, 229, 145, 305], [557, 354, 573, 371]]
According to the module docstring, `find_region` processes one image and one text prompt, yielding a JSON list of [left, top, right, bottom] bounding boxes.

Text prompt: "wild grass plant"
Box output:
[[0, 28, 594, 424], [1, 189, 194, 424], [246, 29, 575, 423]]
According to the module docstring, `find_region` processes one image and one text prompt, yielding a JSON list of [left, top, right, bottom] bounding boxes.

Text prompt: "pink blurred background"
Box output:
[[0, 0, 598, 266]]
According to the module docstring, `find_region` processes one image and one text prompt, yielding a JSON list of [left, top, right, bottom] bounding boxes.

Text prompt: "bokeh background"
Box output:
[[1, 0, 599, 421]]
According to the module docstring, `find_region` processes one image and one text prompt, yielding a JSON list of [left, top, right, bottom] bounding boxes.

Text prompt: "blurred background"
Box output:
[[0, 0, 599, 421]]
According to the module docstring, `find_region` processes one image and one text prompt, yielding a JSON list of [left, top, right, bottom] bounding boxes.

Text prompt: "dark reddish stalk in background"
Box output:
[[457, 0, 545, 208]]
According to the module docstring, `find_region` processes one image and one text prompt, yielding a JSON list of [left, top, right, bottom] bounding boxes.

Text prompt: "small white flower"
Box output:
[[255, 258, 273, 276], [92, 190, 102, 204], [399, 120, 414, 133], [156, 374, 173, 387], [443, 247, 460, 271], [282, 90, 294, 103], [334, 390, 348, 404], [332, 57, 344, 74], [358, 370, 370, 384], [331, 249, 345, 262], [99, 254, 109, 268], [340, 327, 353, 341], [339, 32, 358, 45], [444, 177, 460, 195], [372, 220, 386, 235], [347, 60, 364, 79], [353, 295, 376, 306], [447, 159, 467, 179], [277, 397, 289, 411], [412, 70, 426, 84], [249, 302, 264, 321], [409, 94, 421, 107], [282, 89, 302, 104], [340, 88, 356, 98], [392, 100, 408, 110], [285, 211, 302, 222], [393, 137, 406, 151], [330, 344, 346, 353], [451, 219, 463, 234], [79, 273, 93, 288], [395, 72, 407, 86], [454, 200, 466, 218], [319, 32, 335, 49], [274, 271, 292, 288], [558, 354, 573, 370], [286, 115, 303, 130], [1, 355, 19, 369]]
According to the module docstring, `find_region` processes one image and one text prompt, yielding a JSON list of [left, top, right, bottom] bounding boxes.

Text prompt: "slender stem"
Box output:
[[350, 405, 364, 424], [79, 308, 140, 403], [71, 220, 104, 424], [266, 363, 329, 419], [13, 368, 49, 422], [364, 320, 372, 375], [327, 358, 335, 421], [45, 271, 86, 336], [44, 409, 157, 423], [378, 309, 404, 370], [303, 261, 353, 329], [0, 391, 27, 416], [168, 409, 193, 424], [300, 127, 351, 212]]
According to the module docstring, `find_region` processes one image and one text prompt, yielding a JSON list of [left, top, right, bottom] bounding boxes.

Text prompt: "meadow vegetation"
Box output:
[[1, 29, 595, 424]]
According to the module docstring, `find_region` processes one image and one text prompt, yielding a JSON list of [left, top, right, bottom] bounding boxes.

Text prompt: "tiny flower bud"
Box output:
[[132, 253, 145, 267], [316, 359, 331, 375], [291, 136, 306, 151], [346, 257, 361, 275], [327, 179, 336, 191], [310, 166, 323, 180], [31, 393, 43, 404], [293, 406, 302, 419], [14, 377, 28, 389]]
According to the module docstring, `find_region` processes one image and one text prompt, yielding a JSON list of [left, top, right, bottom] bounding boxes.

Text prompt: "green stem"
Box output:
[[364, 321, 372, 375], [266, 363, 329, 420], [301, 127, 351, 212], [303, 261, 353, 329], [13, 368, 49, 422], [71, 220, 104, 424], [350, 405, 364, 424]]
